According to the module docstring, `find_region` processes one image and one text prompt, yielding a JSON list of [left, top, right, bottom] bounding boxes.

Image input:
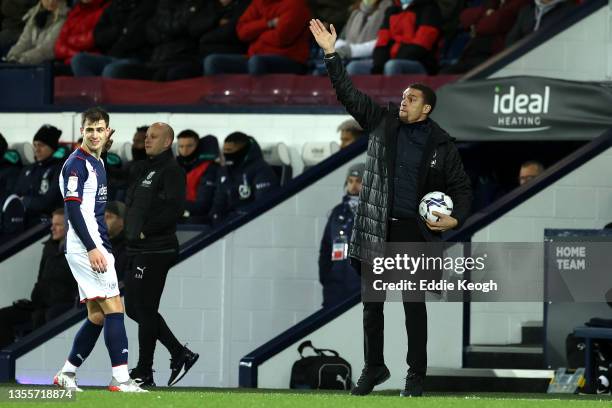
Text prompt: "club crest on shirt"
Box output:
[[238, 174, 251, 199], [430, 150, 437, 168], [141, 171, 156, 186]]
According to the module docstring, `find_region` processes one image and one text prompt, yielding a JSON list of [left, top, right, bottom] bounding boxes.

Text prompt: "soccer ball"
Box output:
[[418, 191, 453, 223]]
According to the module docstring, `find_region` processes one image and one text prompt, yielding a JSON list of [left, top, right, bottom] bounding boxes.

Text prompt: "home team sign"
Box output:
[[432, 76, 612, 141]]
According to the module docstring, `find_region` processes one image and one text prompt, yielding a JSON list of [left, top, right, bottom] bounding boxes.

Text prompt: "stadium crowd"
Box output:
[[0, 0, 581, 79]]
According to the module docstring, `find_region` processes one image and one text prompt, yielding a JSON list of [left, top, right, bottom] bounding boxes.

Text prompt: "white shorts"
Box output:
[[65, 250, 120, 303]]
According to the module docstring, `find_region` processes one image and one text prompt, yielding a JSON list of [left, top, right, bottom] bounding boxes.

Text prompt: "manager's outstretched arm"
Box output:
[[309, 19, 384, 131]]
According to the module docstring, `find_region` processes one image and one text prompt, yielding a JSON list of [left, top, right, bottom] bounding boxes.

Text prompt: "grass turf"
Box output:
[[1, 385, 611, 408]]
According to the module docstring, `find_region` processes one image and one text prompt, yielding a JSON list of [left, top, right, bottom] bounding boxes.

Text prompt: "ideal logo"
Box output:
[[490, 85, 551, 133]]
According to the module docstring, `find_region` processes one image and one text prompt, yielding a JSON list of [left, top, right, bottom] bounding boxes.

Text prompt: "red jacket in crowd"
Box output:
[[236, 0, 311, 64], [460, 0, 531, 55], [372, 0, 442, 73], [54, 0, 110, 64]]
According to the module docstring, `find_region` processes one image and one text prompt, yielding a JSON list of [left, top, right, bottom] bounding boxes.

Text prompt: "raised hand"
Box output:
[[309, 19, 337, 55]]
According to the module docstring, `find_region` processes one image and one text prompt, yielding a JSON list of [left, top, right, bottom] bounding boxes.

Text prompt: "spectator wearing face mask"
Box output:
[[209, 132, 279, 223], [318, 162, 364, 308]]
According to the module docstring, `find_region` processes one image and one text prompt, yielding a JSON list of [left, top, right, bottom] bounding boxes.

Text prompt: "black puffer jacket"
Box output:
[[324, 53, 472, 264], [93, 0, 157, 59], [146, 0, 204, 64], [30, 239, 77, 308]]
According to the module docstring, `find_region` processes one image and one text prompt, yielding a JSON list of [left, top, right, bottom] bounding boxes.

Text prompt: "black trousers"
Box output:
[[361, 217, 428, 376], [124, 251, 183, 371]]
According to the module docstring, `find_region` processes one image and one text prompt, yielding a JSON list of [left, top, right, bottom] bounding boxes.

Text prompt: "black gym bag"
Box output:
[[289, 340, 352, 390]]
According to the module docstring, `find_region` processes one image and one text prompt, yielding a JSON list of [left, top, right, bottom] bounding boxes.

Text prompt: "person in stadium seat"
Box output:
[[371, 0, 442, 75], [307, 0, 354, 33], [0, 208, 77, 349], [440, 0, 530, 74], [518, 160, 544, 186], [13, 124, 64, 224], [505, 0, 576, 47], [5, 0, 68, 64], [319, 162, 364, 309], [105, 201, 127, 282], [97, 0, 206, 81], [191, 0, 250, 61], [184, 134, 221, 222], [209, 132, 279, 223], [176, 129, 201, 174], [203, 0, 312, 75], [0, 0, 37, 56], [311, 18, 472, 397], [0, 132, 22, 205], [337, 118, 365, 148], [53, 0, 110, 75], [124, 122, 199, 387], [71, 0, 156, 78], [333, 0, 392, 76]]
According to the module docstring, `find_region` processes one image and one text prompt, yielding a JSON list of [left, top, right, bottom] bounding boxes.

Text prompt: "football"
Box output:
[[418, 191, 454, 223]]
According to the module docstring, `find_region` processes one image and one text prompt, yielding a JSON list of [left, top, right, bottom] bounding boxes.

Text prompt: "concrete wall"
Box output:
[[491, 6, 612, 81], [469, 146, 612, 345], [0, 238, 45, 308]]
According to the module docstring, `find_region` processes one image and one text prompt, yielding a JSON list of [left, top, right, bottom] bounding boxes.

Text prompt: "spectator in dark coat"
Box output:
[[0, 0, 37, 56], [371, 0, 442, 75], [184, 135, 221, 221], [505, 0, 575, 47], [105, 201, 128, 281], [319, 162, 364, 308], [307, 0, 354, 33], [190, 0, 250, 59], [204, 0, 311, 75], [0, 208, 77, 349], [440, 0, 530, 73], [103, 0, 206, 81], [13, 125, 63, 224], [176, 129, 201, 174], [0, 133, 22, 205], [53, 0, 110, 67], [209, 132, 279, 223], [71, 0, 156, 77]]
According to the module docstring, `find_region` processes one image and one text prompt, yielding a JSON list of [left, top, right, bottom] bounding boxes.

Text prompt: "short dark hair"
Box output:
[[81, 107, 109, 128], [177, 129, 199, 142], [225, 131, 250, 146], [409, 83, 437, 114], [136, 125, 149, 133], [52, 207, 64, 216], [0, 132, 7, 157]]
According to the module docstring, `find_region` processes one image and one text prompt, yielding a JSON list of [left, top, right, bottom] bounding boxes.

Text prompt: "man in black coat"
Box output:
[[0, 208, 77, 348], [124, 122, 198, 387], [319, 163, 364, 309], [311, 19, 472, 397], [71, 0, 157, 77], [13, 125, 64, 225], [105, 201, 128, 282], [0, 133, 22, 206], [209, 132, 279, 224]]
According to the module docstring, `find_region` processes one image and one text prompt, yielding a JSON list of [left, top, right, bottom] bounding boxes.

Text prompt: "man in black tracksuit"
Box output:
[[311, 20, 472, 397], [124, 122, 198, 387]]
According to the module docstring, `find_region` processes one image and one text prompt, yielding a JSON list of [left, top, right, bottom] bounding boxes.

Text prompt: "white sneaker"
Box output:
[[53, 371, 83, 392], [108, 377, 149, 392]]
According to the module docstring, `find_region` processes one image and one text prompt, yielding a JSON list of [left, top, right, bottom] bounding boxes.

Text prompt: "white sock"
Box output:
[[112, 364, 130, 383], [61, 360, 78, 374]]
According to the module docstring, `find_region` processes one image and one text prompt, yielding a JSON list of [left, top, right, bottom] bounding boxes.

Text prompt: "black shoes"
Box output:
[[129, 367, 156, 387], [168, 344, 199, 386], [350, 365, 391, 396], [400, 371, 424, 397]]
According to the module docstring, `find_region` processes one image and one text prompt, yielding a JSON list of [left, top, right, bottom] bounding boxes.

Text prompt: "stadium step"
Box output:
[[464, 344, 544, 369], [424, 368, 552, 393]]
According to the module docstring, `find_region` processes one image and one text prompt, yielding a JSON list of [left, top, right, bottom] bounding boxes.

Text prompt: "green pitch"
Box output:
[[1, 385, 611, 408]]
